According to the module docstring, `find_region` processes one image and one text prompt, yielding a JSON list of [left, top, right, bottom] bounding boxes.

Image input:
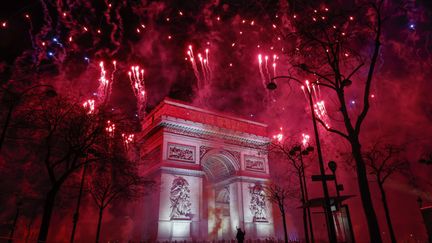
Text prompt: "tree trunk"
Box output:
[[95, 207, 104, 243], [70, 162, 88, 243], [37, 186, 60, 242], [280, 204, 288, 243], [8, 206, 20, 243], [351, 141, 382, 243], [307, 206, 315, 243], [378, 183, 397, 243], [0, 104, 14, 154]]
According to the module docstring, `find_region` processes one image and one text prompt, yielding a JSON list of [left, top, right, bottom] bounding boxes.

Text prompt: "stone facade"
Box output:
[[139, 99, 274, 241]]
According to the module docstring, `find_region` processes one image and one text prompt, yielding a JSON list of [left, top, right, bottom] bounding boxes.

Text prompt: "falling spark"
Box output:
[[257, 54, 266, 89], [187, 45, 201, 88], [264, 55, 271, 82], [122, 133, 135, 150], [97, 61, 116, 104], [305, 80, 311, 92], [302, 133, 310, 147], [105, 120, 116, 138], [314, 101, 330, 128], [205, 48, 209, 66], [83, 99, 95, 114], [273, 127, 284, 142], [198, 53, 207, 81], [186, 45, 212, 91], [128, 65, 146, 120]]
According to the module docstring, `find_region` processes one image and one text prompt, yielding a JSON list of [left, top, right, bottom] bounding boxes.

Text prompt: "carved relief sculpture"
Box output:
[[244, 155, 266, 172], [167, 143, 195, 162], [249, 184, 267, 222], [170, 177, 192, 219]]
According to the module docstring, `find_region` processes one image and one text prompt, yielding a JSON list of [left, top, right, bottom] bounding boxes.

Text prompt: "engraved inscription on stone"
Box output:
[[244, 155, 266, 172], [167, 143, 195, 162]]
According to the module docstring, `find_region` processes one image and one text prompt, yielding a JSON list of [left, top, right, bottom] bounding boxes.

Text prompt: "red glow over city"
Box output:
[[0, 1, 431, 242]]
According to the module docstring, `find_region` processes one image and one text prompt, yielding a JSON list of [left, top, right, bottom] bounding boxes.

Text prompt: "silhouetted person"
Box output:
[[236, 227, 245, 243]]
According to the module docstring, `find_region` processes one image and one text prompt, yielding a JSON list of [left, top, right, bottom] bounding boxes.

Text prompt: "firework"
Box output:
[[301, 133, 310, 147], [314, 101, 330, 128], [121, 133, 135, 151], [82, 99, 95, 114], [257, 54, 266, 89], [272, 127, 284, 142], [264, 55, 271, 81], [187, 45, 201, 88], [97, 61, 116, 104], [186, 45, 212, 92], [105, 120, 116, 138], [128, 65, 146, 120]]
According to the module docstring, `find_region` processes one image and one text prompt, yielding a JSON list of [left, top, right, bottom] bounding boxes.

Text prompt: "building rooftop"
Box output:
[[142, 98, 268, 137]]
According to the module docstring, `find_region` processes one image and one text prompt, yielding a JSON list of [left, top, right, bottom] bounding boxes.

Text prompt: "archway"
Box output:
[[201, 150, 239, 239]]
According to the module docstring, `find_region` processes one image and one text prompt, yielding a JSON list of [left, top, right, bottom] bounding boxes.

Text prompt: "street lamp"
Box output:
[[328, 161, 341, 206], [267, 77, 338, 243]]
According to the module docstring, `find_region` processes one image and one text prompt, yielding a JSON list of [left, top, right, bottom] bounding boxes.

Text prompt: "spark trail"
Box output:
[[258, 54, 266, 89], [121, 133, 135, 151], [128, 65, 147, 120], [187, 45, 212, 91], [82, 99, 95, 114], [97, 61, 116, 104]]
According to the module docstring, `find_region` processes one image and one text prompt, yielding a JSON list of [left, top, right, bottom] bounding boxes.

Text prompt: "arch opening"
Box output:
[[201, 150, 239, 183]]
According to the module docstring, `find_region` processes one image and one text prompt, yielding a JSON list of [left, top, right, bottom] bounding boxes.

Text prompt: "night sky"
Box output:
[[1, 0, 432, 242]]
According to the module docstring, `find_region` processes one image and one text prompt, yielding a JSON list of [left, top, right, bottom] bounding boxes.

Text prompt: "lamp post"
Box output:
[[267, 77, 337, 243], [328, 161, 340, 207]]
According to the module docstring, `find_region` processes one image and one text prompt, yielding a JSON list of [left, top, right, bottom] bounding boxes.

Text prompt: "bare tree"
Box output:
[[270, 136, 315, 243], [264, 183, 295, 243], [0, 82, 56, 154], [88, 129, 152, 243], [363, 143, 410, 243], [271, 1, 386, 241], [27, 97, 107, 242]]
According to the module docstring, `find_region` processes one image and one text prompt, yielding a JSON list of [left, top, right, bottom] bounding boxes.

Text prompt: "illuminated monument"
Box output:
[[139, 99, 274, 241]]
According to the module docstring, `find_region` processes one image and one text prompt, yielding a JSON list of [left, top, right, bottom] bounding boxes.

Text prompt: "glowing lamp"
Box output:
[[328, 161, 337, 173]]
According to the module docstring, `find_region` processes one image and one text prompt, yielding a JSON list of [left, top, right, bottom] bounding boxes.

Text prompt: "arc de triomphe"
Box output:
[[139, 99, 274, 241]]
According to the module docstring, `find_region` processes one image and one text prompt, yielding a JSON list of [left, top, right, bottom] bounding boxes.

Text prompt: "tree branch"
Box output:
[[315, 117, 349, 139], [355, 3, 382, 134]]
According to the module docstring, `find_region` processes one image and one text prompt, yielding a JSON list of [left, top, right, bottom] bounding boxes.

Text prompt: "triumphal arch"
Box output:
[[139, 99, 274, 241]]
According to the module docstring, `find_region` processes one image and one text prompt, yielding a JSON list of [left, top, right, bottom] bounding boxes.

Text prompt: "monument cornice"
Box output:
[[144, 116, 270, 149]]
